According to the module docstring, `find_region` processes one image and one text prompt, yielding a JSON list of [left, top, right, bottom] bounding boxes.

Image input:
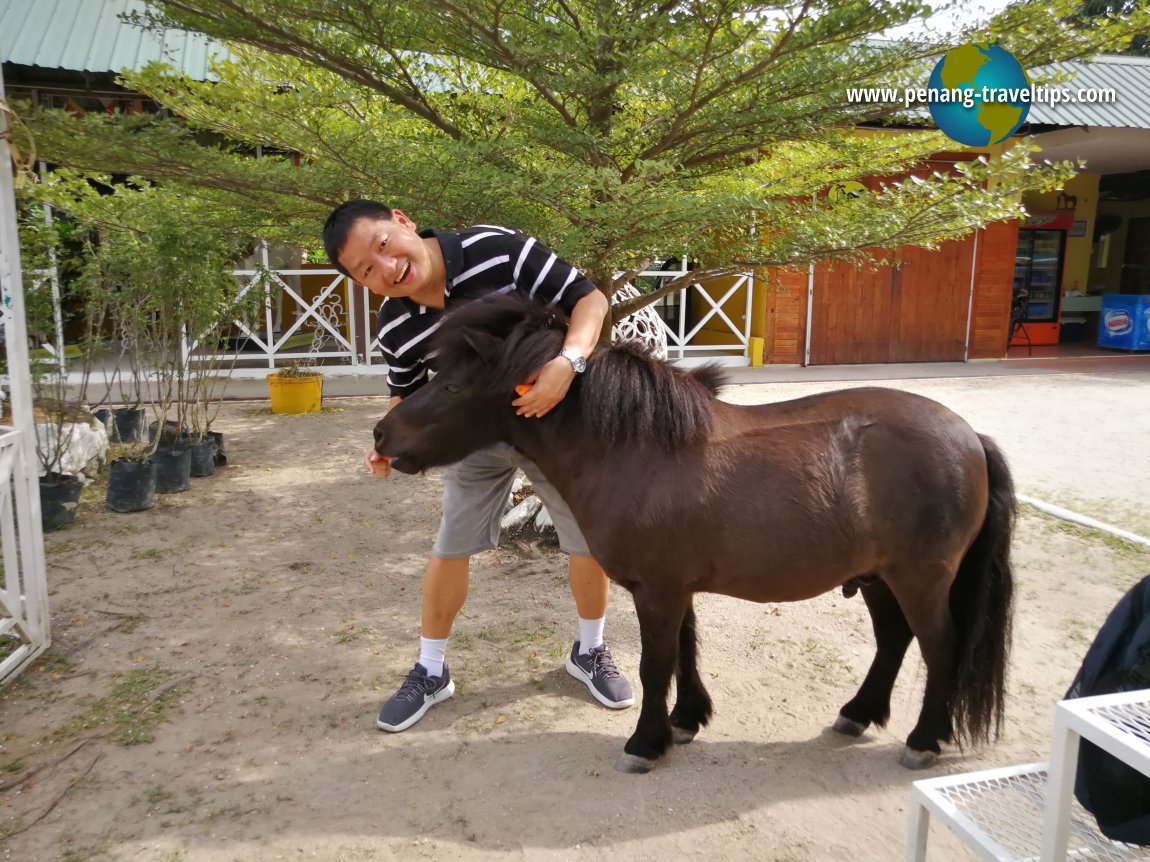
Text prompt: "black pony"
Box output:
[[374, 293, 1015, 774]]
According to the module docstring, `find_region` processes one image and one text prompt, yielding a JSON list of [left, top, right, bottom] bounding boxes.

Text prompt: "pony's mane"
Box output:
[[434, 292, 724, 449], [584, 342, 721, 448], [434, 292, 567, 383]]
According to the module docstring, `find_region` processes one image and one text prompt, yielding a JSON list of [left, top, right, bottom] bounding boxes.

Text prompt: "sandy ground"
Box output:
[[3, 370, 1150, 862]]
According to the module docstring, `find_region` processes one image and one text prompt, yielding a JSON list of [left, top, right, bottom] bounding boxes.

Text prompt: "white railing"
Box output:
[[225, 266, 369, 367], [204, 240, 381, 368], [1, 247, 755, 382], [659, 272, 753, 364], [193, 251, 753, 369], [0, 70, 51, 686], [622, 261, 753, 366], [0, 425, 49, 684]]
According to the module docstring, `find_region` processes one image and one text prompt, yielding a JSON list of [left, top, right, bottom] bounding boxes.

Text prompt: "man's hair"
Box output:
[[323, 199, 394, 276]]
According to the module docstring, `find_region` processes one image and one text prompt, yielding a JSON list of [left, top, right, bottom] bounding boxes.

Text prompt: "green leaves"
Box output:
[[20, 0, 1146, 308]]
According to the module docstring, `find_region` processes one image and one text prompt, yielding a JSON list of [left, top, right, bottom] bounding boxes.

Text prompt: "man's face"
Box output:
[[338, 211, 437, 300]]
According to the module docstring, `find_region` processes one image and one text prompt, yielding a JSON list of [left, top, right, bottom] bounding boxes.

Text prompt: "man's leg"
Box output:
[[376, 553, 467, 732], [563, 553, 634, 708], [568, 553, 608, 648], [423, 555, 470, 639], [568, 554, 609, 619], [511, 446, 635, 711], [414, 554, 469, 678], [378, 446, 517, 732]]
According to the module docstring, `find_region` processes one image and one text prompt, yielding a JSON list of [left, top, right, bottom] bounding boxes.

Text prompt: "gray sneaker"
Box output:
[[376, 663, 455, 732], [565, 641, 635, 709]]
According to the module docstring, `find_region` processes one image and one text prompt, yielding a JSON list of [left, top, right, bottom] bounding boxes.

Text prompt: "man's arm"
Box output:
[[512, 288, 609, 419], [562, 288, 609, 363]]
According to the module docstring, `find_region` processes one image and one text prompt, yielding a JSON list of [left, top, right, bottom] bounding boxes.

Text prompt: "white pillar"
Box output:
[[0, 67, 52, 683]]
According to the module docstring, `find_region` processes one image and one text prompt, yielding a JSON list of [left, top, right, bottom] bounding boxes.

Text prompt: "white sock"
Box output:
[[419, 636, 448, 678], [578, 616, 605, 654]]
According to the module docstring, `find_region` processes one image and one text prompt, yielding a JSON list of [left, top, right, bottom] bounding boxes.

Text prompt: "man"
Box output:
[[323, 199, 634, 732]]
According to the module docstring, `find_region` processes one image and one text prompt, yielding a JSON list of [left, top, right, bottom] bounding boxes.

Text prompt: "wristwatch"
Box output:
[[558, 347, 587, 374]]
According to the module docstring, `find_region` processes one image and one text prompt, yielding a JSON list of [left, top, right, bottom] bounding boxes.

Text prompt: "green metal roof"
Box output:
[[0, 0, 229, 80], [1027, 55, 1150, 130]]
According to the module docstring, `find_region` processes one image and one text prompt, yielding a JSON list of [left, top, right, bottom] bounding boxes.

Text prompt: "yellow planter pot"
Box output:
[[267, 373, 323, 414]]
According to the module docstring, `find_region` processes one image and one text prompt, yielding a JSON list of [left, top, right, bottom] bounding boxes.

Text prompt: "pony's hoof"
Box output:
[[672, 726, 698, 745], [833, 714, 869, 737], [615, 753, 657, 774], [899, 747, 939, 770]]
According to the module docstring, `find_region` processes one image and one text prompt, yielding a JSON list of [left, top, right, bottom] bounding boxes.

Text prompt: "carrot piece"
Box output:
[[515, 384, 533, 396]]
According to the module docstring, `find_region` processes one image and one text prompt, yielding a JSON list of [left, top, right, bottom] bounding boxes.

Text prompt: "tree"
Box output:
[[22, 174, 264, 450], [23, 0, 1149, 326], [1075, 0, 1149, 55]]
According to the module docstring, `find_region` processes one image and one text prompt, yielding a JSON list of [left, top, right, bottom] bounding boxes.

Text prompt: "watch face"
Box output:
[[562, 349, 586, 373]]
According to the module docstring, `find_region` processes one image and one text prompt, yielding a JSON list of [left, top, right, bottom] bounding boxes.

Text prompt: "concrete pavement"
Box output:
[[55, 349, 1150, 404]]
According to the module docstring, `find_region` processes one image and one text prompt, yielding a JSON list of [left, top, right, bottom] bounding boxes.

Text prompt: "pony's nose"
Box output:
[[372, 420, 389, 455]]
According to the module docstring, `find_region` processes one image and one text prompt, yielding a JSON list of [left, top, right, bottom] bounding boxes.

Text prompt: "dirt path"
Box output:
[[3, 372, 1149, 861]]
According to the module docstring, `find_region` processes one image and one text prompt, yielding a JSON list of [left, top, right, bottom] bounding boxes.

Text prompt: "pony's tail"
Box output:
[[949, 434, 1016, 746]]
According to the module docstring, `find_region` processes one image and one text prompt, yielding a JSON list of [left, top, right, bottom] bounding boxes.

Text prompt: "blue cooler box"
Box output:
[[1098, 294, 1150, 351]]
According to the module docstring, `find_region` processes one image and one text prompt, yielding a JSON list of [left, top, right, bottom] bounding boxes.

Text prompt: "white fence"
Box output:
[[1, 252, 755, 394], [192, 249, 753, 369], [0, 72, 51, 686]]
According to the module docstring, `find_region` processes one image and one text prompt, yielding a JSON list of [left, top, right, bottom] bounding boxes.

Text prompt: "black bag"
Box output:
[[1065, 573, 1150, 845]]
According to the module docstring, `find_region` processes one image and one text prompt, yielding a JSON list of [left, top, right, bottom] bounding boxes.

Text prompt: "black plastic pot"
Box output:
[[151, 446, 192, 494], [208, 430, 227, 466], [188, 439, 216, 477], [40, 474, 84, 531], [148, 420, 186, 445], [106, 459, 156, 513], [111, 407, 147, 443]]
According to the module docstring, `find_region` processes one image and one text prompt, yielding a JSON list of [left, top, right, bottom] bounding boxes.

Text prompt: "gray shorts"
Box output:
[[432, 443, 590, 559]]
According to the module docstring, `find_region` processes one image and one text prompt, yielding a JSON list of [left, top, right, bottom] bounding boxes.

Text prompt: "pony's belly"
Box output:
[[703, 566, 863, 604], [593, 525, 872, 606]]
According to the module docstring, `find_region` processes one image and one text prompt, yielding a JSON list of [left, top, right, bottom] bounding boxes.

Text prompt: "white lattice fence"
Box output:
[[614, 265, 753, 366], [1, 72, 51, 685], [182, 258, 752, 370]]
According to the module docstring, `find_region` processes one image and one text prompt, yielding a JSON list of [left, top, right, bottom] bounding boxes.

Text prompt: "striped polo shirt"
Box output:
[[376, 224, 597, 397]]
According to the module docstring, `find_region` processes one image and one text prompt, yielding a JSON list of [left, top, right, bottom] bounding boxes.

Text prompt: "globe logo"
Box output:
[[928, 43, 1031, 146]]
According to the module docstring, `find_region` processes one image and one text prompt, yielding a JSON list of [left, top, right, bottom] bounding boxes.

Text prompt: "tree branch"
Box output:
[[152, 0, 465, 139]]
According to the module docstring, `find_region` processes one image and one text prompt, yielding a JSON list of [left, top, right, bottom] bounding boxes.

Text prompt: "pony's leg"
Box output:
[[894, 576, 959, 769], [617, 588, 689, 774], [669, 599, 713, 745], [834, 580, 913, 737]]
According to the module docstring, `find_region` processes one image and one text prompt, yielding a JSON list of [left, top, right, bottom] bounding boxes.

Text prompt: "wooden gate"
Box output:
[[809, 234, 977, 365]]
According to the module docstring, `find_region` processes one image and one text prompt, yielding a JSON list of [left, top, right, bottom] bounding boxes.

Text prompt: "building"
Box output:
[[753, 54, 1150, 365]]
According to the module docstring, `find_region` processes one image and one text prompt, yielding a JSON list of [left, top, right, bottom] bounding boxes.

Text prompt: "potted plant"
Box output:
[[267, 359, 323, 414], [94, 190, 256, 494], [85, 230, 163, 511], [29, 176, 260, 506], [182, 265, 266, 474], [16, 204, 111, 530], [106, 296, 149, 445]]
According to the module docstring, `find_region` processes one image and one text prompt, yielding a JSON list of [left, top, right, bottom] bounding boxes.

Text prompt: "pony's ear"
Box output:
[[461, 328, 503, 363]]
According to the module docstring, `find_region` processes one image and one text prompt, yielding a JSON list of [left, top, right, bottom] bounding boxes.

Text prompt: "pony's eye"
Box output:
[[443, 382, 462, 395]]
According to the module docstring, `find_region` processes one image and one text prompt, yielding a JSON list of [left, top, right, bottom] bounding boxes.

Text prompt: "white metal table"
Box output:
[[1042, 690, 1150, 860], [907, 690, 1150, 861]]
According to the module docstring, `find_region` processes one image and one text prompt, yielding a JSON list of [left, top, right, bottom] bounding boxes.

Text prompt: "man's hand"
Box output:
[[363, 447, 392, 479], [512, 355, 576, 418]]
